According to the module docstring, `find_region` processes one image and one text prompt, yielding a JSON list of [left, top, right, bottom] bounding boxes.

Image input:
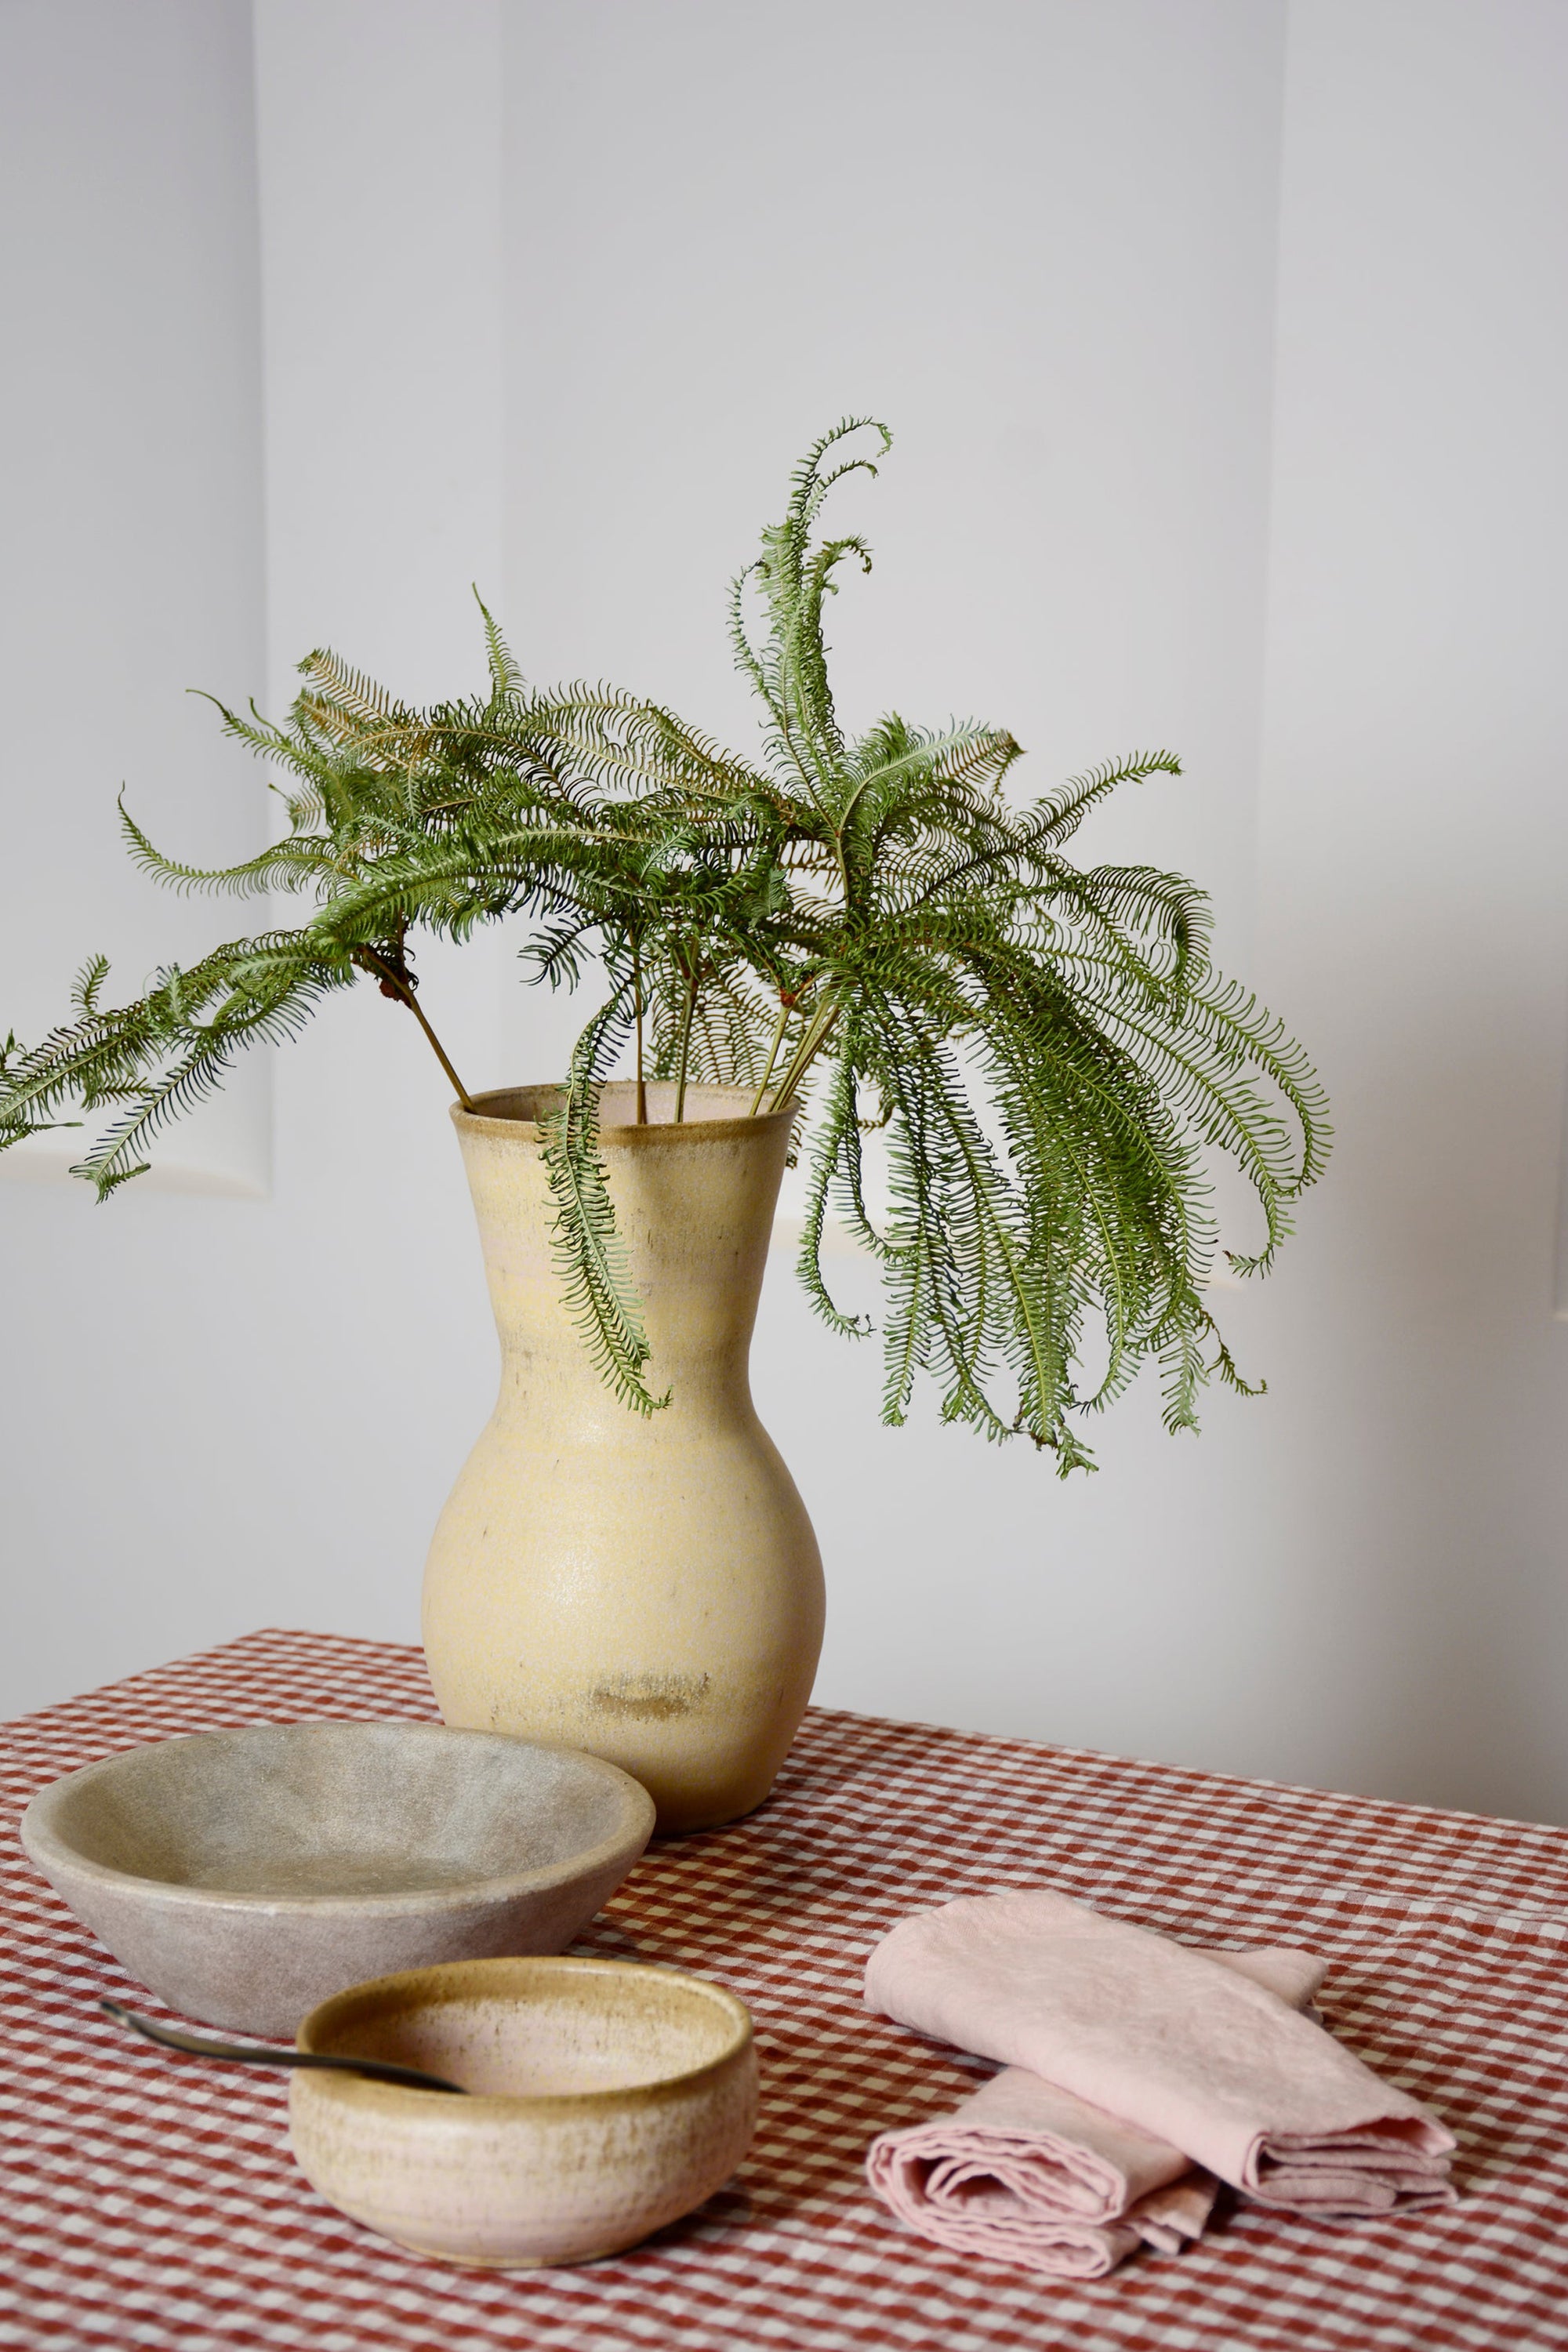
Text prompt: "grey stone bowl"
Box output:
[[20, 1722, 656, 2037]]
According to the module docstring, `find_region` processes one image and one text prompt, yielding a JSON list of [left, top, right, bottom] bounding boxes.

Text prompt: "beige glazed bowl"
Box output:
[[289, 1955, 757, 2267], [20, 1722, 655, 2036]]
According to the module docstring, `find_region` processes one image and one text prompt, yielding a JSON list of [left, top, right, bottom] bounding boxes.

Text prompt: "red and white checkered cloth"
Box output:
[[4, 1628, 1566, 2350]]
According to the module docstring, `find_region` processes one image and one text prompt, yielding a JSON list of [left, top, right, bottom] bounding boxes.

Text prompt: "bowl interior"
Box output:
[[303, 1958, 750, 2097], [42, 1723, 639, 1898]]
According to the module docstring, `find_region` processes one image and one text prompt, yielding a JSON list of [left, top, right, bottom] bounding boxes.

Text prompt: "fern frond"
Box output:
[[296, 647, 419, 734], [474, 589, 524, 701], [71, 954, 111, 1014], [1025, 750, 1184, 850], [538, 994, 668, 1416], [5, 423, 1325, 1457]]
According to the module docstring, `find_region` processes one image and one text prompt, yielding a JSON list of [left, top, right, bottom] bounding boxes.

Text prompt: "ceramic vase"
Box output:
[[423, 1081, 826, 1833]]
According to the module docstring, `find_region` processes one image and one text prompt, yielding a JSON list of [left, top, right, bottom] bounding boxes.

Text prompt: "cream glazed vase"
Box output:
[[423, 1080, 826, 1834]]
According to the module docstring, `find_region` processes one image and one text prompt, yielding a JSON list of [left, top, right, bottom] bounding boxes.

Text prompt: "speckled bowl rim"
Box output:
[[19, 1722, 656, 1916], [293, 1954, 755, 2116], [453, 1081, 800, 1151]]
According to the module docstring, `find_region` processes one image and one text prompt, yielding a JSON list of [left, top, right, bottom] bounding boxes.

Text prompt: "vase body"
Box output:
[[423, 1081, 826, 1834]]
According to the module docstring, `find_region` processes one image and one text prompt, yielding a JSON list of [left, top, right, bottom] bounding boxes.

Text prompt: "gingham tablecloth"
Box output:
[[5, 1631, 1568, 2350]]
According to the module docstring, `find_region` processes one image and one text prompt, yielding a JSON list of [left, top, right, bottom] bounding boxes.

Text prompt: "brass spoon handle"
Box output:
[[100, 1998, 466, 2095]]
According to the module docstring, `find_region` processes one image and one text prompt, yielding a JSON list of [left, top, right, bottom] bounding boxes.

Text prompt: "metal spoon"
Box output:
[[99, 1998, 467, 2094]]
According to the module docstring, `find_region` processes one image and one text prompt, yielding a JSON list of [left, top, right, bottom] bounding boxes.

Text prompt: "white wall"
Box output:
[[4, 3, 1567, 1824], [1247, 0, 1568, 1812], [0, 0, 269, 1192], [0, 0, 514, 1713]]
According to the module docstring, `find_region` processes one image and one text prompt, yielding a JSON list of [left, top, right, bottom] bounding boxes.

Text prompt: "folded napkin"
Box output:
[[867, 1946, 1325, 2278], [865, 1892, 1454, 2221]]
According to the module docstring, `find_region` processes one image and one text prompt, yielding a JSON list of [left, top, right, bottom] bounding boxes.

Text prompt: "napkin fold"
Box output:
[[867, 1945, 1325, 2278], [865, 1892, 1454, 2232]]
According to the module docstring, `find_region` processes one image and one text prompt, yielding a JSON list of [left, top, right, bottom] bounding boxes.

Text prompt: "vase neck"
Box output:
[[453, 1099, 795, 1428]]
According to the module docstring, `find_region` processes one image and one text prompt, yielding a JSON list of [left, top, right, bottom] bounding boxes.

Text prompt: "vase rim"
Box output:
[[453, 1080, 800, 1148]]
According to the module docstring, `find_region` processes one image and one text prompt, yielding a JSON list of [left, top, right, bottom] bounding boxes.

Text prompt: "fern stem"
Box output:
[[749, 997, 792, 1116], [355, 949, 477, 1112], [767, 990, 840, 1111], [632, 935, 647, 1123], [673, 948, 698, 1123]]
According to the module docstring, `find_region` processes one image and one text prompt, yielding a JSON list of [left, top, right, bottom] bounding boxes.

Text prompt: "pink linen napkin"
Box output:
[[867, 1946, 1325, 2278], [865, 1892, 1455, 2219]]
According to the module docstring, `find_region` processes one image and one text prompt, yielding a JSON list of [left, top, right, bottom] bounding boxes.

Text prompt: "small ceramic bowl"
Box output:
[[289, 1955, 757, 2267], [20, 1722, 655, 2036]]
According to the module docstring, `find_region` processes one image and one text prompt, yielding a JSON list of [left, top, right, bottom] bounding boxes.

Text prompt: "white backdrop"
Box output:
[[4, 1, 1567, 1824]]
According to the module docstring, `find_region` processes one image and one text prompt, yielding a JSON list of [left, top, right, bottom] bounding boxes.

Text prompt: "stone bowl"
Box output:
[[289, 1955, 757, 2267], [19, 1722, 655, 2036]]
